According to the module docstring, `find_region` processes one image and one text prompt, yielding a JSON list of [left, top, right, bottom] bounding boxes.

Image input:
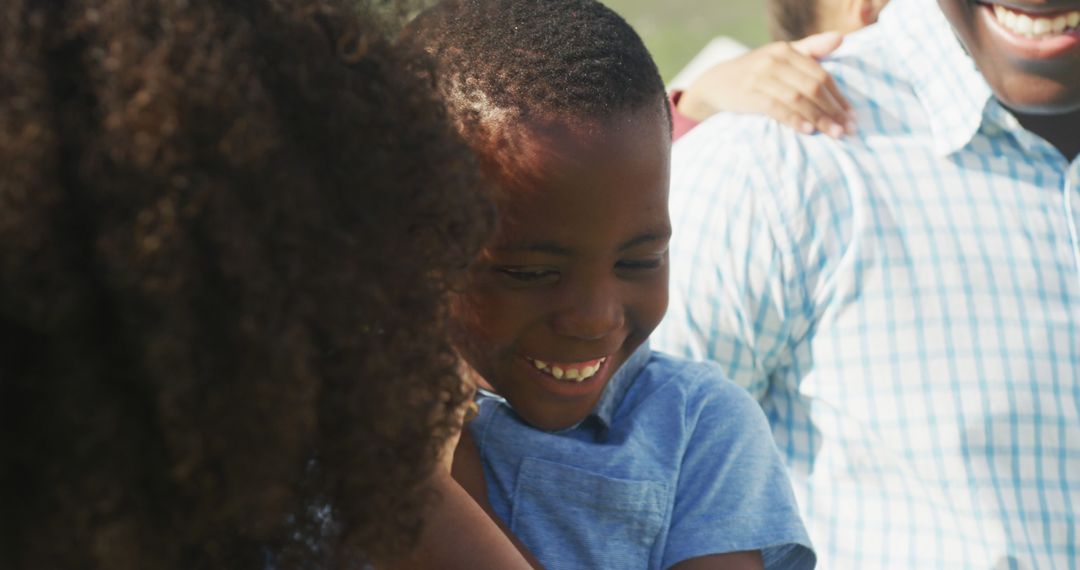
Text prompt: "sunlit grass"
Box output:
[[603, 0, 769, 82]]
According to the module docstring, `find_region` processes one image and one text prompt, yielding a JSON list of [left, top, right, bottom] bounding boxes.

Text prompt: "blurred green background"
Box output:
[[603, 0, 769, 82]]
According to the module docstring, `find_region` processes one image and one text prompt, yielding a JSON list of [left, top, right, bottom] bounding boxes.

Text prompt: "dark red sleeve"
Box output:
[[669, 90, 700, 142]]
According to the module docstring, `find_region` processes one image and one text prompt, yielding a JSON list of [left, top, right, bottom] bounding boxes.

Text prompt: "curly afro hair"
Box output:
[[0, 0, 491, 567]]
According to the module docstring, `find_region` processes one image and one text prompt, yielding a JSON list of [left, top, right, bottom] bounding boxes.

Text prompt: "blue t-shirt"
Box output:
[[469, 344, 815, 569]]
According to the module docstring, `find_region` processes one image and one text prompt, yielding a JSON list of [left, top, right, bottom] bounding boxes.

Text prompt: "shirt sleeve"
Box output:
[[660, 368, 815, 569], [652, 121, 811, 401]]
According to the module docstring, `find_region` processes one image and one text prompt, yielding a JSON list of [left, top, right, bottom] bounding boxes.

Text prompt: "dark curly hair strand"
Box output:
[[0, 0, 490, 567]]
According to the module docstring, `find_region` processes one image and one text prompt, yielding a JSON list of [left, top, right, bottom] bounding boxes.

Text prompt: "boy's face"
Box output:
[[938, 0, 1080, 113], [454, 105, 671, 431]]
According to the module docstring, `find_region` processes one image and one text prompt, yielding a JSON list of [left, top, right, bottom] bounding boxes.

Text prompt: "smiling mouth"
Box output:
[[987, 4, 1080, 38], [524, 355, 608, 382]]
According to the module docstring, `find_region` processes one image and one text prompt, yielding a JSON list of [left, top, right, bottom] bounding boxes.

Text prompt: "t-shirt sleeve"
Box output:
[[660, 367, 815, 569]]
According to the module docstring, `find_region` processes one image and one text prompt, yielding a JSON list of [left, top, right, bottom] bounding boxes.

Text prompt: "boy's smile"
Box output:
[[523, 355, 608, 382], [939, 0, 1080, 113], [453, 103, 671, 431]]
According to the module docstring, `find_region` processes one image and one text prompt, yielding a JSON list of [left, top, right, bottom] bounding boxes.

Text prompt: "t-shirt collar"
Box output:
[[589, 341, 651, 430]]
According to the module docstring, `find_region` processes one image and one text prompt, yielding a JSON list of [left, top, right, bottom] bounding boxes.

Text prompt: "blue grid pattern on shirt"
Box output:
[[653, 0, 1080, 567]]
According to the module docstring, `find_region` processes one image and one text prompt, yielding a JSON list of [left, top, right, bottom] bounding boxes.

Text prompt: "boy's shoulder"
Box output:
[[625, 350, 767, 428], [638, 349, 738, 392], [640, 349, 754, 394]]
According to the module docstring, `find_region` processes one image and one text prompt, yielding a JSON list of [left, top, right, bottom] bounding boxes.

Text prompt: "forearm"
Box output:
[[669, 550, 764, 570], [468, 490, 544, 569], [375, 473, 535, 569], [451, 431, 544, 569]]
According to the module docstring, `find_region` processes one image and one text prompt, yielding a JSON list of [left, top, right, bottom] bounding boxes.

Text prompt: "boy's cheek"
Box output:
[[447, 299, 501, 387]]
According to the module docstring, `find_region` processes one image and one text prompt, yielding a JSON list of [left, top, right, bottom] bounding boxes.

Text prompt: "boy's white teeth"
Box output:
[[527, 356, 607, 383], [992, 5, 1080, 38]]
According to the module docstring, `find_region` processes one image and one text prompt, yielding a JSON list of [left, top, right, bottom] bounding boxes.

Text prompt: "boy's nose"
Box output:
[[550, 290, 625, 341]]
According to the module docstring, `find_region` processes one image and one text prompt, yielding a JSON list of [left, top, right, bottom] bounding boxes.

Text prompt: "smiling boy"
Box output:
[[405, 1, 816, 568], [656, 0, 1080, 567], [452, 104, 671, 433]]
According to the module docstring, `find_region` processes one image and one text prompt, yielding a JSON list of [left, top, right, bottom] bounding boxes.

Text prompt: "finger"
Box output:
[[786, 51, 852, 112], [755, 77, 836, 136], [791, 31, 844, 59], [775, 58, 854, 135], [756, 66, 849, 138]]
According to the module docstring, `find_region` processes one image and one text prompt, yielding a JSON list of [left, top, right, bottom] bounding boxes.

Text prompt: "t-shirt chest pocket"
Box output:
[[509, 456, 669, 570]]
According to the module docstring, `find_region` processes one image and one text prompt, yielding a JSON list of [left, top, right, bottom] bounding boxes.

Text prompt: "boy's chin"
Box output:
[[524, 414, 586, 432], [509, 399, 595, 432]]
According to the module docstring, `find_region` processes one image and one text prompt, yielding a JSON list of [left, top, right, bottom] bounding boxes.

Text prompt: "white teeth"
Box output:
[[526, 356, 607, 382], [1018, 13, 1034, 34], [1033, 15, 1051, 34], [992, 5, 1080, 38], [1054, 15, 1069, 33]]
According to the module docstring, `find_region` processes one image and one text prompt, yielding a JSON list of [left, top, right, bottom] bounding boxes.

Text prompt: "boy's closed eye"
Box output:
[[615, 253, 667, 274], [493, 266, 559, 285], [492, 253, 667, 285]]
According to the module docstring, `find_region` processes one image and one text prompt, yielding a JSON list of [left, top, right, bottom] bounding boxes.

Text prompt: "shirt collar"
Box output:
[[877, 0, 994, 156], [589, 341, 651, 430]]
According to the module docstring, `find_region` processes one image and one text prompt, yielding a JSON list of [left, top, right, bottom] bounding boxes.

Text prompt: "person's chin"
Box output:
[[993, 74, 1080, 115]]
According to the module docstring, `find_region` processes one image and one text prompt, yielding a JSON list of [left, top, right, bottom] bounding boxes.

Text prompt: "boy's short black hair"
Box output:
[[405, 0, 668, 176], [767, 0, 820, 41]]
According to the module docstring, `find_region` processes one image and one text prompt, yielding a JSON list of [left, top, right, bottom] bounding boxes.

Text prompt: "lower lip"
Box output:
[[520, 356, 613, 399], [979, 4, 1080, 60]]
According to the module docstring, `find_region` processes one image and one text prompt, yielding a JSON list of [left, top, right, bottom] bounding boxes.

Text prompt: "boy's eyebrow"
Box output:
[[618, 227, 671, 251], [495, 242, 572, 255], [495, 227, 672, 256]]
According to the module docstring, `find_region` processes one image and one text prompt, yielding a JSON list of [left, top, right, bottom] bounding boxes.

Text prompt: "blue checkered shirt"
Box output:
[[652, 0, 1080, 567]]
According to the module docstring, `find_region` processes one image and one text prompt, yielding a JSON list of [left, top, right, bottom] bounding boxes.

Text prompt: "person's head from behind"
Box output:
[[768, 0, 891, 40], [0, 0, 489, 567], [405, 0, 671, 432], [935, 0, 1080, 118]]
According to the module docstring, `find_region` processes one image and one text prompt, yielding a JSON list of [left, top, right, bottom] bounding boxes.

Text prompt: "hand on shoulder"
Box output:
[[677, 32, 855, 138]]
